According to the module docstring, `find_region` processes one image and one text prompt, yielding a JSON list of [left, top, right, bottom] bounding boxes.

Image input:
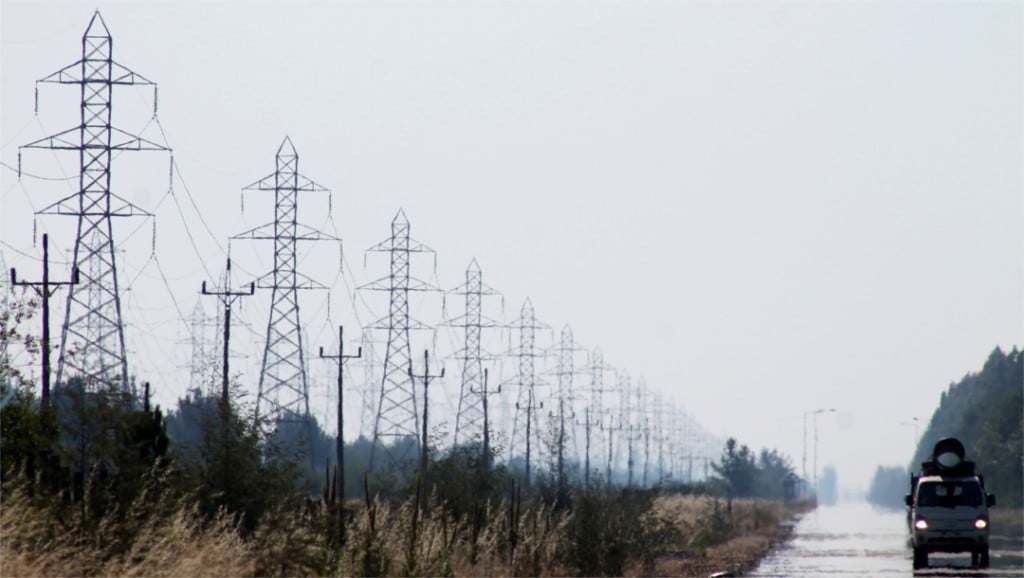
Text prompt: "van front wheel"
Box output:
[[913, 547, 928, 570]]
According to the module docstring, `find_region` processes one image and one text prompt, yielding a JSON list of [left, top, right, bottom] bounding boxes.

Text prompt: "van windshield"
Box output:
[[917, 481, 983, 507]]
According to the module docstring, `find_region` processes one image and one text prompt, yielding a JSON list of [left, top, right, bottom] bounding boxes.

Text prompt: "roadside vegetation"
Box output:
[[0, 379, 811, 577], [867, 346, 1022, 510], [1, 293, 809, 577]]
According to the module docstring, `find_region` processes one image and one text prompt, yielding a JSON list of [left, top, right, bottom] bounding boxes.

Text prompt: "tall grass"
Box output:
[[1, 474, 254, 577], [2, 468, 808, 577]]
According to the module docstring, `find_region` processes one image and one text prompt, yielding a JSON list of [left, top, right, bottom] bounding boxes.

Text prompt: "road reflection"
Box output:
[[751, 501, 1022, 577]]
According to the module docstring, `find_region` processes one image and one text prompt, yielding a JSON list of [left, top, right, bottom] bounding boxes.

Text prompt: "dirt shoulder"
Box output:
[[631, 495, 812, 577]]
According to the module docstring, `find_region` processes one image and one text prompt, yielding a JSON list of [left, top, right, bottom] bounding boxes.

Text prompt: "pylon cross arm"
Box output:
[[251, 270, 328, 291], [21, 126, 168, 152], [357, 276, 438, 292], [365, 237, 435, 254], [21, 127, 80, 150], [243, 172, 328, 193], [36, 191, 153, 218], [37, 58, 154, 86], [232, 222, 338, 242]]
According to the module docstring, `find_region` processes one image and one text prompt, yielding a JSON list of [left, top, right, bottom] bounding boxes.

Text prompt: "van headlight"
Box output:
[[975, 517, 988, 530], [914, 518, 928, 530]]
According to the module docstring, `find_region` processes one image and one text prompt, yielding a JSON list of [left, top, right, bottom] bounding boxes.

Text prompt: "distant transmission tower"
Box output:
[[605, 369, 630, 486], [581, 347, 613, 488], [186, 300, 219, 397], [635, 377, 649, 488], [21, 11, 168, 392], [233, 138, 335, 429], [508, 298, 549, 485], [361, 209, 437, 468], [445, 259, 501, 447], [359, 329, 378, 438], [551, 324, 581, 493]]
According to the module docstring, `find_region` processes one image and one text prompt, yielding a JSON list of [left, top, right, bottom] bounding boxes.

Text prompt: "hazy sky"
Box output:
[[2, 0, 1021, 492]]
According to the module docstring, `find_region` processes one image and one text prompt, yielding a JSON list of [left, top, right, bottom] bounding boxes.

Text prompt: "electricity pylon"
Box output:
[[581, 347, 614, 489], [550, 324, 581, 495], [634, 377, 650, 488], [361, 209, 437, 469], [508, 298, 549, 485], [444, 259, 501, 448], [606, 369, 630, 486], [233, 138, 335, 436], [359, 329, 378, 438], [185, 300, 218, 397], [20, 11, 168, 393], [649, 390, 667, 485]]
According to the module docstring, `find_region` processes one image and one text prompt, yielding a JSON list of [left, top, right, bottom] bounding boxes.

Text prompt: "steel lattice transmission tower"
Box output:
[[579, 347, 613, 488], [551, 324, 581, 493], [445, 259, 501, 447], [186, 300, 220, 397], [21, 12, 168, 392], [508, 298, 549, 484], [233, 138, 336, 426], [601, 369, 629, 485], [361, 209, 437, 468], [359, 329, 379, 438]]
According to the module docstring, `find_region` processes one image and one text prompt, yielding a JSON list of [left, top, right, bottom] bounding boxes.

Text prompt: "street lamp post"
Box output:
[[803, 408, 836, 498]]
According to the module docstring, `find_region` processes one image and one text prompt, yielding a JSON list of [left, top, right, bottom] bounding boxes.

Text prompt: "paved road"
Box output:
[[751, 501, 1023, 577]]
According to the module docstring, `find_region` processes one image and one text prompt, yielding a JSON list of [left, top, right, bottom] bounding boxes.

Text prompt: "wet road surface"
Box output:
[[751, 501, 1023, 577]]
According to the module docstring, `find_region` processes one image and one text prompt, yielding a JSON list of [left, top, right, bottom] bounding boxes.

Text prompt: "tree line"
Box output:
[[868, 346, 1022, 509]]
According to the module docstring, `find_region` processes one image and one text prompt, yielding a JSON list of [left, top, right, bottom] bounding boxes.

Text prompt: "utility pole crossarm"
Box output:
[[9, 233, 79, 402], [199, 259, 254, 407], [409, 349, 445, 475], [318, 325, 362, 500]]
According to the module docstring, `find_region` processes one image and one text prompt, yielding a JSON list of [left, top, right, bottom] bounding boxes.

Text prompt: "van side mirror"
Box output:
[[987, 493, 996, 507], [905, 494, 913, 507]]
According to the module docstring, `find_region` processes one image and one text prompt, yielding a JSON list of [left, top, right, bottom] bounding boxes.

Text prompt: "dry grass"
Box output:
[[2, 481, 809, 578], [332, 493, 568, 577], [0, 484, 255, 577], [639, 494, 811, 577]]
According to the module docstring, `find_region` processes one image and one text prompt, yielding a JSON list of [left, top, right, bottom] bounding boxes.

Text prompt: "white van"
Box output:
[[906, 438, 996, 569]]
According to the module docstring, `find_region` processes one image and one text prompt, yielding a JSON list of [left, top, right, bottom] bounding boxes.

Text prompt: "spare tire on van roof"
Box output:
[[933, 438, 966, 469]]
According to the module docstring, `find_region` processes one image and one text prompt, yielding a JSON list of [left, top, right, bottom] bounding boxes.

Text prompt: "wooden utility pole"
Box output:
[[409, 349, 444, 477], [10, 233, 79, 402], [200, 259, 253, 505], [576, 406, 597, 490], [469, 368, 500, 471], [200, 259, 254, 407], [602, 414, 623, 488], [319, 325, 361, 499]]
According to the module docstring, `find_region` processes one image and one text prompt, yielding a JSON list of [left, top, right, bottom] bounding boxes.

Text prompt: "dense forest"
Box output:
[[868, 346, 1022, 509]]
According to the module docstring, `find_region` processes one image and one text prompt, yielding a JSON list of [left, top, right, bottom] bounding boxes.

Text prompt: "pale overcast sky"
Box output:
[[2, 0, 1021, 492]]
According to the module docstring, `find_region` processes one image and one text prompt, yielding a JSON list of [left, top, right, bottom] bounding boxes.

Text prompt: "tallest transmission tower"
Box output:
[[233, 138, 335, 425], [21, 12, 168, 392]]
